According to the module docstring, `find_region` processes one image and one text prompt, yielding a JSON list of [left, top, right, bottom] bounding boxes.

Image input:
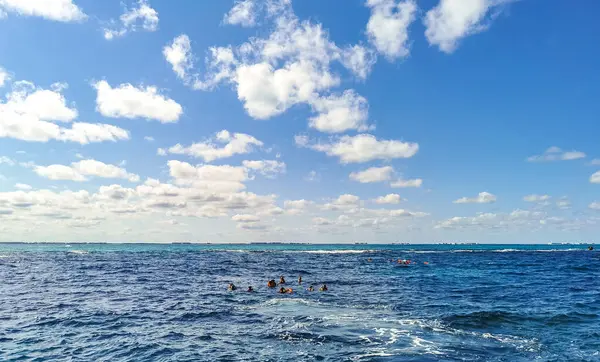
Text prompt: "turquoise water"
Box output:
[[0, 243, 598, 361]]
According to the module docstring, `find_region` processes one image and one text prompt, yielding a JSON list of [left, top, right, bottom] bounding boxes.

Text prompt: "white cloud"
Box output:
[[341, 45, 377, 80], [591, 171, 600, 184], [349, 166, 394, 183], [523, 194, 550, 203], [590, 159, 600, 166], [0, 156, 15, 166], [390, 178, 422, 188], [309, 90, 371, 133], [298, 134, 418, 163], [424, 0, 511, 53], [374, 193, 401, 204], [527, 147, 586, 162], [144, 136, 154, 142], [366, 0, 417, 59], [235, 60, 338, 120], [284, 199, 312, 209], [0, 67, 9, 88], [305, 170, 319, 182], [454, 191, 496, 204], [0, 80, 129, 144], [556, 197, 571, 209], [93, 80, 182, 123], [171, 2, 381, 134], [589, 202, 600, 210], [104, 0, 159, 40], [223, 0, 256, 27], [34, 164, 87, 181], [34, 159, 139, 182], [15, 183, 32, 190], [163, 130, 263, 162], [167, 160, 249, 193], [322, 194, 361, 211], [231, 214, 260, 222], [0, 0, 87, 22], [242, 160, 286, 178], [163, 34, 194, 80]]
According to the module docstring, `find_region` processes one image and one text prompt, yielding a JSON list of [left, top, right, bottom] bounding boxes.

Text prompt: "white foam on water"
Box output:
[[0, 254, 9, 258], [69, 250, 89, 255]]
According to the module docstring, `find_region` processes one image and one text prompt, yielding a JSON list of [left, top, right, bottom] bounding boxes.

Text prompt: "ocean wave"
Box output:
[[68, 250, 89, 255], [410, 248, 584, 254]]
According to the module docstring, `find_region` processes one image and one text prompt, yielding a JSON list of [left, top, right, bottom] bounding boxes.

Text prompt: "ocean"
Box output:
[[0, 243, 598, 361]]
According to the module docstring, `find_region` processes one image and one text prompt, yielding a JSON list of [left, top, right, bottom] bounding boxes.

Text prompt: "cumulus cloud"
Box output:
[[223, 0, 256, 27], [0, 80, 129, 144], [242, 160, 286, 178], [374, 193, 401, 204], [103, 0, 159, 40], [0, 0, 87, 22], [390, 178, 422, 188], [424, 0, 512, 53], [589, 202, 600, 210], [144, 136, 154, 142], [366, 0, 417, 59], [523, 194, 550, 203], [309, 90, 371, 133], [590, 171, 600, 184], [34, 159, 140, 182], [527, 147, 586, 162], [15, 183, 32, 190], [322, 194, 361, 211], [349, 166, 394, 183], [167, 160, 249, 193], [0, 67, 9, 88], [341, 45, 377, 80], [166, 2, 380, 133], [163, 130, 263, 162], [453, 191, 496, 204], [284, 199, 312, 209], [163, 34, 194, 81], [0, 156, 15, 166], [231, 214, 260, 222], [297, 134, 418, 163], [93, 80, 182, 123]]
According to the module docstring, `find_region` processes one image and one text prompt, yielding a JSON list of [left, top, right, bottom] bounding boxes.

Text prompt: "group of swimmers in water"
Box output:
[[228, 275, 328, 294]]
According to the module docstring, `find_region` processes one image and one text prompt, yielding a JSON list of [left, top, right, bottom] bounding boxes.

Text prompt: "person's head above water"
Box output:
[[247, 286, 254, 292], [279, 287, 286, 293]]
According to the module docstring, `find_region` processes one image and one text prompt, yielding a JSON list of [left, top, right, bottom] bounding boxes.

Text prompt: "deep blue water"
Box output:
[[0, 243, 598, 361]]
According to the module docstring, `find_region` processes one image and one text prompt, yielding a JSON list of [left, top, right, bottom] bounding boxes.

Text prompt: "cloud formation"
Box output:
[[104, 0, 159, 40], [0, 0, 87, 22], [161, 130, 263, 162], [94, 80, 182, 123], [527, 147, 586, 162], [454, 191, 497, 204], [297, 134, 418, 163]]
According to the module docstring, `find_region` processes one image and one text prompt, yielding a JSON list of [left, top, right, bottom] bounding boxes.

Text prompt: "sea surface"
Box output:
[[0, 243, 598, 361]]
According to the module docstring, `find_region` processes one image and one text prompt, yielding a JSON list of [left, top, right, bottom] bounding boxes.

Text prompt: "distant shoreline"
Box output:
[[0, 241, 593, 245]]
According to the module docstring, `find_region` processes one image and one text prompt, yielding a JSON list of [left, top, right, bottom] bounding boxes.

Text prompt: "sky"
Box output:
[[0, 0, 599, 243]]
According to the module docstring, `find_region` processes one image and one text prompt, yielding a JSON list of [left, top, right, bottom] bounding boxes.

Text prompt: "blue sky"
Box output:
[[0, 0, 599, 243]]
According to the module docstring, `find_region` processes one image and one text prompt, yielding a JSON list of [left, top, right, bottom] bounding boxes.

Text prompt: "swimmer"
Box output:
[[279, 276, 286, 284], [228, 283, 237, 291], [319, 284, 328, 292], [589, 246, 594, 251], [267, 279, 276, 288], [286, 288, 293, 294], [367, 258, 372, 262], [423, 262, 429, 265], [247, 286, 254, 292], [279, 287, 287, 294], [298, 275, 302, 284], [308, 285, 314, 292]]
